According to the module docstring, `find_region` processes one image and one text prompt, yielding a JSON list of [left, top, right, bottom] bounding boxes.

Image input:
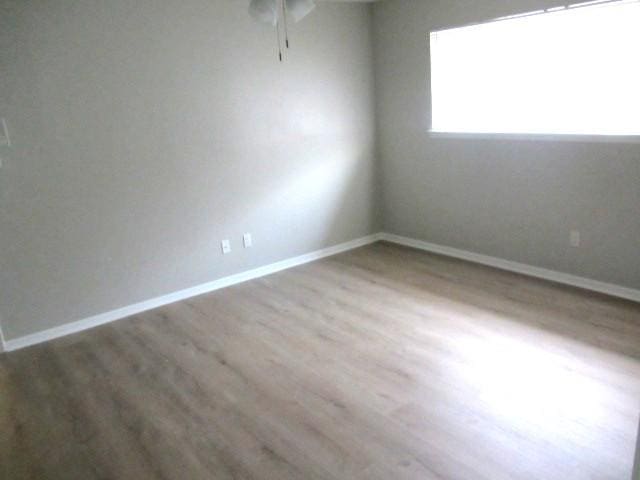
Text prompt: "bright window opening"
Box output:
[[429, 0, 640, 137]]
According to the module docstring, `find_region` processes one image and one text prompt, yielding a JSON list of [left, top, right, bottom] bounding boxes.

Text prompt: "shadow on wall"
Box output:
[[103, 134, 376, 303], [247, 139, 376, 253]]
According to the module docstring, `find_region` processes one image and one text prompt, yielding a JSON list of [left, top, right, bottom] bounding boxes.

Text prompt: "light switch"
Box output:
[[0, 118, 11, 147]]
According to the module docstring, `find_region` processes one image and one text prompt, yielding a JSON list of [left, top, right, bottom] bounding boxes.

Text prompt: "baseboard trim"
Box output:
[[379, 233, 640, 304], [633, 419, 640, 480], [6, 232, 637, 352], [3, 234, 382, 352]]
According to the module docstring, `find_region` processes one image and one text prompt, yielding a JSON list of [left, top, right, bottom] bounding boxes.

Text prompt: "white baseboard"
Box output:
[[5, 231, 637, 353], [3, 234, 382, 352], [379, 233, 640, 304], [633, 420, 640, 480]]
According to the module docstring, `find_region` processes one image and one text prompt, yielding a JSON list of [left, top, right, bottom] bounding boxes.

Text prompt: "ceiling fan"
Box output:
[[249, 0, 316, 61]]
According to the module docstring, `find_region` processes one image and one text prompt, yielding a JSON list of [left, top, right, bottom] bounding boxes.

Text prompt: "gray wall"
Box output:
[[3, 0, 639, 342], [0, 0, 377, 340], [373, 0, 640, 290]]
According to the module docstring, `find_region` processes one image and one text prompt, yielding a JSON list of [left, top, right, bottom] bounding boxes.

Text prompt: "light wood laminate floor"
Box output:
[[2, 242, 640, 480]]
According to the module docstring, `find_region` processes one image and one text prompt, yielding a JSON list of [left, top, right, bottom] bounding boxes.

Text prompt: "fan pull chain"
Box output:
[[275, 13, 283, 61], [282, 0, 290, 48]]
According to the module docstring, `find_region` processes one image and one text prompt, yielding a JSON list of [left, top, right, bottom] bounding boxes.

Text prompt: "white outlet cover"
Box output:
[[570, 230, 581, 247], [243, 233, 252, 248], [221, 239, 231, 254]]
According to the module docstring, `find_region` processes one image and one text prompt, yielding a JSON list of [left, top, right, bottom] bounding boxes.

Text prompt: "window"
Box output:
[[429, 0, 640, 137]]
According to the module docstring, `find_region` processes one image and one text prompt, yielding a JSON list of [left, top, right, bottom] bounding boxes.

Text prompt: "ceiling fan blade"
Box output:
[[249, 0, 278, 26], [285, 0, 316, 23]]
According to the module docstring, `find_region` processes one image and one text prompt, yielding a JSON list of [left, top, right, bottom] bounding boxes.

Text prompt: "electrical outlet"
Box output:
[[570, 230, 581, 248], [243, 233, 252, 248], [221, 239, 231, 254]]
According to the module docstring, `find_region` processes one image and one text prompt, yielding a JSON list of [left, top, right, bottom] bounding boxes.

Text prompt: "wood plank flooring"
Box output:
[[1, 241, 640, 480]]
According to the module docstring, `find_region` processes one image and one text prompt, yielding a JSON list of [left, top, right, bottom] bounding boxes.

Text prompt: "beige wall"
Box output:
[[373, 0, 640, 290], [0, 0, 378, 339]]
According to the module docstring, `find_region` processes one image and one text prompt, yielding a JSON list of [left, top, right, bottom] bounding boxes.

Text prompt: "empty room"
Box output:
[[1, 0, 639, 478]]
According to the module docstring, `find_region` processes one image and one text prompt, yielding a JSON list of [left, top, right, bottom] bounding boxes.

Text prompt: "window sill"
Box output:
[[428, 131, 640, 144]]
